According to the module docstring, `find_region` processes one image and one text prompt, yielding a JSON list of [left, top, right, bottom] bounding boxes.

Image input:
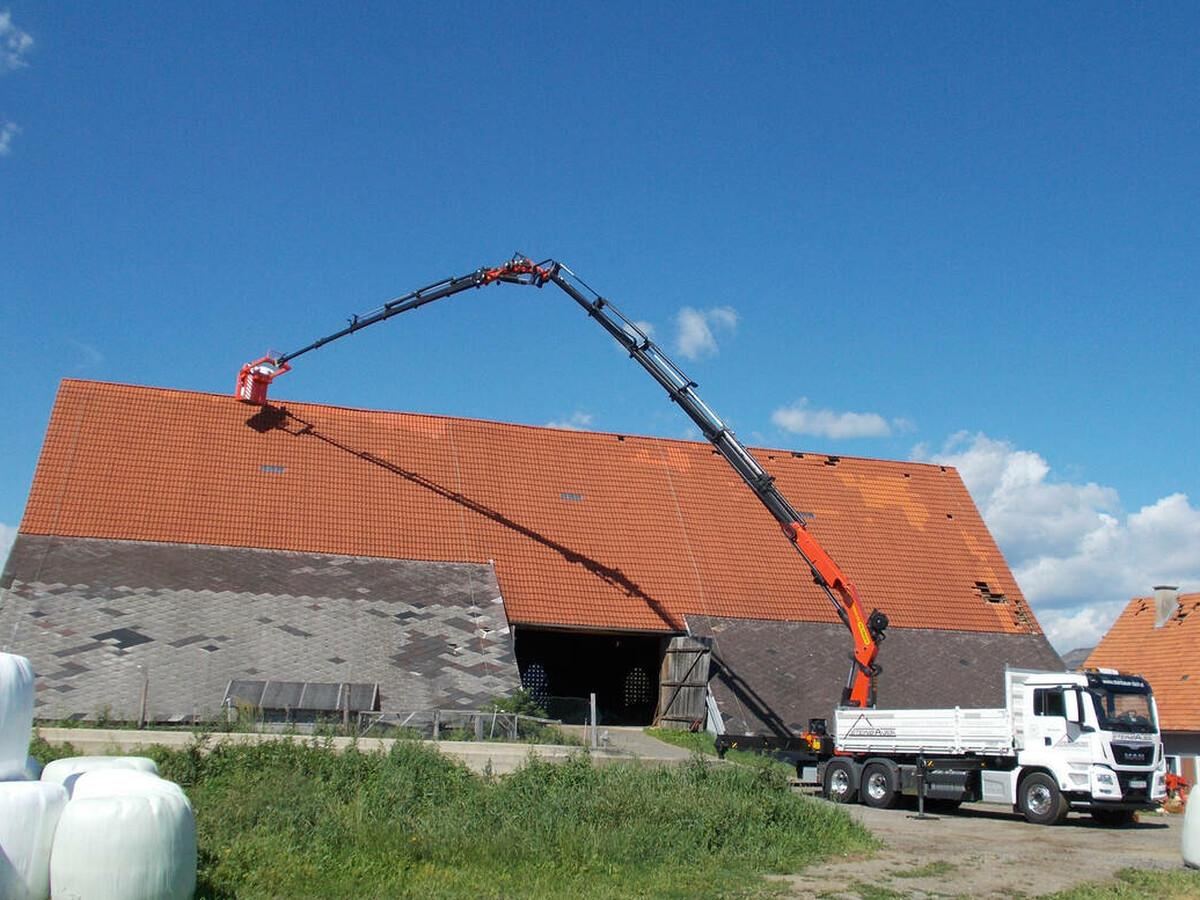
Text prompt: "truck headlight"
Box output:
[[1090, 766, 1121, 798], [1153, 769, 1168, 800]]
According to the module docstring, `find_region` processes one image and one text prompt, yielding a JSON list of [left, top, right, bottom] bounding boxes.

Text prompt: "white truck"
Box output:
[[815, 668, 1168, 825]]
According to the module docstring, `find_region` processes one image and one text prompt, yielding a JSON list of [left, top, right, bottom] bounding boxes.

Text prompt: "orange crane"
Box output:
[[238, 256, 888, 709]]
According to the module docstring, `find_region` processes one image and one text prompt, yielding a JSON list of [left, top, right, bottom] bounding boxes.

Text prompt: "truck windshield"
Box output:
[[1086, 685, 1156, 733]]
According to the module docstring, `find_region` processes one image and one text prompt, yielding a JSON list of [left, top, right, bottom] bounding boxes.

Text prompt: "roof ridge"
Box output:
[[56, 378, 957, 473]]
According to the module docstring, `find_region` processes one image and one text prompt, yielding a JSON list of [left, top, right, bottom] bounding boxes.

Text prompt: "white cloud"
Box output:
[[917, 432, 1200, 651], [1034, 602, 1130, 655], [0, 10, 33, 72], [0, 523, 16, 568], [675, 306, 738, 359], [545, 411, 593, 431], [0, 120, 18, 155], [65, 338, 105, 370], [772, 398, 897, 440]]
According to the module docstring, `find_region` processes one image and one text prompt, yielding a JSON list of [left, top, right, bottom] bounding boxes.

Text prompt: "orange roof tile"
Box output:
[[20, 379, 1042, 636], [1084, 594, 1200, 732]]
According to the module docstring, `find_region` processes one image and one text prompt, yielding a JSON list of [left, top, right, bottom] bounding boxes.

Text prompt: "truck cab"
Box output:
[[1001, 668, 1167, 824]]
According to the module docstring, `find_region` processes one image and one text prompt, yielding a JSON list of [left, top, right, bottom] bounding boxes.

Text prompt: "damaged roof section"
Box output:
[[19, 380, 1043, 637], [0, 535, 518, 721]]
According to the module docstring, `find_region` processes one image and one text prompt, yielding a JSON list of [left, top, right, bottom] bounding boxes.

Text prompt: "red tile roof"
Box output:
[[20, 379, 1042, 636], [1084, 594, 1200, 732]]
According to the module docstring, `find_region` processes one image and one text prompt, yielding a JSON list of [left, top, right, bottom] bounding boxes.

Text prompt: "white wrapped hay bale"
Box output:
[[23, 755, 44, 781], [69, 769, 186, 803], [49, 771, 196, 900], [41, 755, 159, 796], [0, 653, 35, 781], [1185, 788, 1200, 868], [0, 780, 68, 900]]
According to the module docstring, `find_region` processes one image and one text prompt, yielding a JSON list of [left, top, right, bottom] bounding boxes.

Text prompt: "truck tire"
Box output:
[[1019, 772, 1068, 825], [1091, 808, 1136, 828], [860, 762, 899, 809], [823, 760, 857, 804]]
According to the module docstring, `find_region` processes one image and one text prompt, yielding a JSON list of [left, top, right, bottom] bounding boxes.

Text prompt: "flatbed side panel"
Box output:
[[834, 707, 1014, 756]]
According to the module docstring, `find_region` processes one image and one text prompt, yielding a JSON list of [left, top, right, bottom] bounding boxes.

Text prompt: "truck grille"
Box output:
[[1111, 742, 1154, 766]]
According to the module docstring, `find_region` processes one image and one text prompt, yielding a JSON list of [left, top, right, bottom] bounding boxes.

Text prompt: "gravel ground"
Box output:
[[784, 800, 1185, 898]]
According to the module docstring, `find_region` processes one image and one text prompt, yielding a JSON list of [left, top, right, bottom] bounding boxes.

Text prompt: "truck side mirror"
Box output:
[[1064, 689, 1081, 723]]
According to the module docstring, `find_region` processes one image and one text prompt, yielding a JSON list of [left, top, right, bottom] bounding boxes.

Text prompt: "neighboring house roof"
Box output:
[[1085, 593, 1200, 733], [18, 379, 1042, 636]]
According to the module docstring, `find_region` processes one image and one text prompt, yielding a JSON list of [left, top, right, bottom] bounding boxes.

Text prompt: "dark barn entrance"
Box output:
[[513, 628, 668, 726]]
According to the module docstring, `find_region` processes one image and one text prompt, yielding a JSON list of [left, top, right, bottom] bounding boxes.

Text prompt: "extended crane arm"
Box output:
[[237, 256, 888, 708]]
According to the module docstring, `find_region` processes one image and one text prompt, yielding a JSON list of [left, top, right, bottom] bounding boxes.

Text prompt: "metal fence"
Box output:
[[357, 708, 564, 742]]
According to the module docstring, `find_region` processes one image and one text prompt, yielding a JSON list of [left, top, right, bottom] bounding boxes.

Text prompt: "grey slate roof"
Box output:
[[1060, 647, 1094, 670], [687, 615, 1064, 737], [1, 535, 518, 721]]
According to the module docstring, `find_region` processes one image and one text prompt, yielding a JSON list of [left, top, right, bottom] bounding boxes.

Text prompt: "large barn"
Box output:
[[0, 379, 1062, 730]]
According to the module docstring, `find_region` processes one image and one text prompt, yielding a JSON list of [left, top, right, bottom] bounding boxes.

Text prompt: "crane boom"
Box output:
[[237, 256, 888, 708]]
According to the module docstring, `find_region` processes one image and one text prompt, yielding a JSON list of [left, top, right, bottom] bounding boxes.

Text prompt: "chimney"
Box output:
[[1153, 585, 1179, 628]]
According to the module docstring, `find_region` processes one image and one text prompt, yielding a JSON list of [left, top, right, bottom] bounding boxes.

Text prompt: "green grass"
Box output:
[[892, 859, 956, 879], [644, 727, 717, 755], [820, 883, 908, 900], [645, 727, 796, 775], [31, 736, 874, 899], [1044, 867, 1200, 899]]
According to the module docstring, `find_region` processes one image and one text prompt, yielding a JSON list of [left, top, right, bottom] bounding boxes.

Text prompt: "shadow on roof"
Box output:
[[709, 651, 793, 738], [246, 404, 678, 631]]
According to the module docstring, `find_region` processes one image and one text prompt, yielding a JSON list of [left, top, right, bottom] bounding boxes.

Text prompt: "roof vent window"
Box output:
[[560, 492, 584, 502], [260, 464, 286, 475]]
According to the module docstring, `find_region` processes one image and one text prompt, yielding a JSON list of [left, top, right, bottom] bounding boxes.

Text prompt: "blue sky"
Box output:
[[2, 3, 1197, 651]]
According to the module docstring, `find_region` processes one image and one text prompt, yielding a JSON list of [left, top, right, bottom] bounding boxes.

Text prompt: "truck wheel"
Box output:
[[1091, 809, 1136, 828], [823, 760, 857, 804], [1019, 772, 1068, 825], [860, 762, 899, 809]]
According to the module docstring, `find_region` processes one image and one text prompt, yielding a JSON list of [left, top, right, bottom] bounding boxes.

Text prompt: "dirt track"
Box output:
[[784, 800, 1185, 898]]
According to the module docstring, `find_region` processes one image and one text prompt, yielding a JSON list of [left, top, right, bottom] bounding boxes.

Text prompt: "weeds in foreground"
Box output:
[[646, 727, 797, 776], [33, 736, 873, 898], [1045, 867, 1200, 899]]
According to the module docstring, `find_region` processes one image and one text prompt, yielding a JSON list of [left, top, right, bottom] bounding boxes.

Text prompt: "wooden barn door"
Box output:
[[655, 636, 712, 730]]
